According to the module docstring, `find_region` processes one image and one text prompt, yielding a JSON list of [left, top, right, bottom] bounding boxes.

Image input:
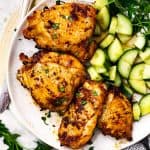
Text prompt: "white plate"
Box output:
[[7, 0, 150, 149]]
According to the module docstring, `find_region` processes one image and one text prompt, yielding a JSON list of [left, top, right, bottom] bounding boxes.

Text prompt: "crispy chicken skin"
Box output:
[[98, 88, 133, 141], [58, 81, 107, 148], [17, 51, 86, 111], [23, 3, 97, 62]]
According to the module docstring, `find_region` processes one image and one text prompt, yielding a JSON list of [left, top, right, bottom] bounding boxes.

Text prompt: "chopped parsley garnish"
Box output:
[[59, 86, 65, 92], [54, 98, 65, 106], [76, 92, 81, 97], [61, 15, 73, 21], [45, 69, 49, 74], [92, 90, 98, 96], [74, 51, 79, 57], [81, 100, 87, 105], [52, 33, 58, 39], [41, 116, 48, 125], [45, 111, 51, 118], [52, 23, 60, 29]]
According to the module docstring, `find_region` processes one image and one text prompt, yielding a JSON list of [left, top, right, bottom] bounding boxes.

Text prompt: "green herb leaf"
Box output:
[[0, 120, 22, 150], [52, 23, 60, 29], [45, 69, 49, 74], [45, 111, 51, 118], [81, 100, 87, 105], [35, 141, 53, 150], [41, 116, 48, 125], [92, 90, 98, 96], [76, 92, 81, 98], [52, 33, 58, 39], [0, 121, 54, 149], [59, 86, 65, 92], [89, 146, 94, 150], [61, 15, 73, 21], [54, 98, 66, 106]]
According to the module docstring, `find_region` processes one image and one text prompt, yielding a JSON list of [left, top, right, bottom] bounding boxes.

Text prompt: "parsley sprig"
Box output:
[[0, 120, 53, 150], [0, 120, 22, 150]]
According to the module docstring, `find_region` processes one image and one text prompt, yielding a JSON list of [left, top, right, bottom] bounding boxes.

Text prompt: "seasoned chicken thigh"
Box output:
[[23, 3, 97, 62], [98, 88, 133, 141], [17, 51, 86, 112], [58, 81, 107, 148]]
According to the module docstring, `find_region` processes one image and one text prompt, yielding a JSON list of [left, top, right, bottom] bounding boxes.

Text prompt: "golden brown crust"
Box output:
[[23, 3, 97, 62], [58, 81, 107, 148], [98, 88, 133, 141], [17, 51, 86, 111]]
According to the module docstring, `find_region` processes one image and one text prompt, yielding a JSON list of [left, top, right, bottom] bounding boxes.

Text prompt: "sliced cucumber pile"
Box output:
[[89, 0, 150, 121]]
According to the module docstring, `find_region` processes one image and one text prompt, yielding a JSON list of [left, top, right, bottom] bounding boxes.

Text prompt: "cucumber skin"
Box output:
[[118, 49, 139, 78], [139, 94, 150, 116], [96, 7, 110, 30], [129, 63, 145, 80], [93, 0, 108, 10], [129, 80, 147, 95], [133, 102, 141, 121], [116, 13, 133, 35], [120, 83, 133, 99], [108, 38, 123, 62]]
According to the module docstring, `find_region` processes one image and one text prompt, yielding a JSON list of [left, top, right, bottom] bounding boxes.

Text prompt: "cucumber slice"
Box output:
[[94, 23, 101, 35], [122, 50, 139, 65], [134, 33, 146, 49], [87, 66, 102, 81], [96, 7, 110, 30], [100, 34, 114, 48], [94, 66, 107, 73], [109, 17, 118, 34], [121, 82, 134, 99], [116, 14, 133, 35], [93, 0, 108, 10], [139, 94, 150, 116], [139, 47, 150, 65], [90, 49, 105, 66], [118, 61, 131, 78], [129, 63, 150, 80], [129, 63, 145, 80], [118, 34, 131, 44], [129, 80, 147, 94], [109, 66, 117, 81], [133, 102, 141, 121], [108, 38, 123, 62], [143, 64, 150, 80], [114, 73, 122, 87], [118, 49, 138, 78]]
